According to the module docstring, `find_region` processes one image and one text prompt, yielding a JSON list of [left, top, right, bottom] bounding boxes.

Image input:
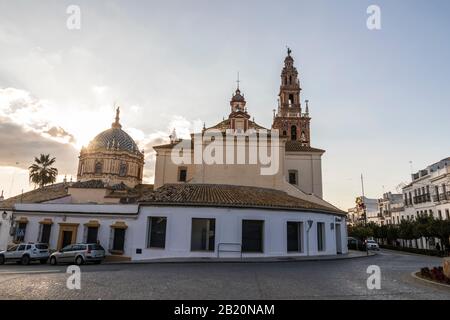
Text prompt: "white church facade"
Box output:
[[0, 50, 347, 260]]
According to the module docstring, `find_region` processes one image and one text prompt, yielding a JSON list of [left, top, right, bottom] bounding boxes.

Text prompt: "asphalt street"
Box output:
[[0, 249, 449, 300]]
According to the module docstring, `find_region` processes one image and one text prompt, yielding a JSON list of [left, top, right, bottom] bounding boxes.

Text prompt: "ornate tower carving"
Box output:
[[272, 49, 311, 146]]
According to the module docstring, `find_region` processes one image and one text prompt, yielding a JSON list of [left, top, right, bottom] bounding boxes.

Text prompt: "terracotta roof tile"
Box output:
[[139, 184, 345, 215], [71, 179, 107, 189], [0, 183, 69, 210], [285, 141, 325, 153]]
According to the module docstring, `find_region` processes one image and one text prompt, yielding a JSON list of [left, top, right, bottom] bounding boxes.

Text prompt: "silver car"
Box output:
[[0, 243, 50, 265], [366, 240, 380, 251], [49, 243, 105, 265]]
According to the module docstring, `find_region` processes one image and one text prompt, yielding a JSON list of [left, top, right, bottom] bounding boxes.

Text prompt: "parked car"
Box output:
[[366, 239, 380, 251], [347, 237, 366, 251], [0, 243, 50, 265], [49, 243, 105, 265]]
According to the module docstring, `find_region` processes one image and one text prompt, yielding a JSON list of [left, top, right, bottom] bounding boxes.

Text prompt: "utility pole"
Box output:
[[361, 173, 369, 256]]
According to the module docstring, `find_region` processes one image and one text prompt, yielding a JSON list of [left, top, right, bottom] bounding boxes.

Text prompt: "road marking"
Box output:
[[0, 270, 63, 275]]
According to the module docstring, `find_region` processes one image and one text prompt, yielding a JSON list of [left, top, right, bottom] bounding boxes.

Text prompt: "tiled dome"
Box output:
[[86, 107, 141, 154], [88, 127, 140, 153]]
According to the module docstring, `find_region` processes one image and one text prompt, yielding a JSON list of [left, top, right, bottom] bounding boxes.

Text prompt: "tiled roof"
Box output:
[[0, 181, 156, 209], [108, 184, 154, 202], [71, 180, 155, 202], [71, 179, 107, 189], [285, 141, 325, 153], [206, 119, 268, 131], [0, 183, 69, 210], [139, 184, 345, 215]]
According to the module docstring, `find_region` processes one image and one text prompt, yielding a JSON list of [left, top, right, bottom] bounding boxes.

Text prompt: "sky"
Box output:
[[0, 0, 449, 210]]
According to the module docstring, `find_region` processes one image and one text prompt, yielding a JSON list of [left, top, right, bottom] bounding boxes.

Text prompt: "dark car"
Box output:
[[347, 237, 366, 251]]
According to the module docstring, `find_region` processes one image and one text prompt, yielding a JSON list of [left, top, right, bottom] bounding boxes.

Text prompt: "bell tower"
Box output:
[[272, 48, 311, 146], [228, 74, 250, 132]]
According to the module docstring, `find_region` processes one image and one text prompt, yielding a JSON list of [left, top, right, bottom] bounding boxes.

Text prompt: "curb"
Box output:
[[381, 248, 446, 259], [411, 271, 450, 289], [103, 251, 377, 265]]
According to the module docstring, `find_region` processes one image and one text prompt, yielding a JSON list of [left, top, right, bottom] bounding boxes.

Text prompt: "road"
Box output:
[[0, 250, 449, 300]]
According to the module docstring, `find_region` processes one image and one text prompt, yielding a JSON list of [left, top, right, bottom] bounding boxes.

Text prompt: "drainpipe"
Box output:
[[306, 220, 313, 256]]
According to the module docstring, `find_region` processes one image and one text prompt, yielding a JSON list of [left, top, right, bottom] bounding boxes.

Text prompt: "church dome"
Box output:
[[88, 127, 139, 153], [87, 107, 140, 154], [77, 107, 144, 188]]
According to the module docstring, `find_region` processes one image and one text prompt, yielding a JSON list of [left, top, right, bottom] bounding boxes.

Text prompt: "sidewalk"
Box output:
[[104, 250, 376, 265]]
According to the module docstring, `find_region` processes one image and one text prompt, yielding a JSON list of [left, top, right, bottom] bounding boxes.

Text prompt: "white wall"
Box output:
[[131, 206, 347, 261], [15, 213, 137, 258], [0, 211, 12, 251], [285, 152, 323, 198], [11, 204, 347, 261]]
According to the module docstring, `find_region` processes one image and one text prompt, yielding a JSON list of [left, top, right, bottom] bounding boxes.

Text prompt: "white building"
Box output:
[[401, 157, 450, 249], [0, 50, 347, 260], [347, 196, 378, 225], [8, 184, 347, 260], [377, 192, 404, 225], [403, 157, 450, 222]]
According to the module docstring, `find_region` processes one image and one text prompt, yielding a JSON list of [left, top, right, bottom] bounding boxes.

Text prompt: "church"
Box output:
[[0, 51, 347, 261]]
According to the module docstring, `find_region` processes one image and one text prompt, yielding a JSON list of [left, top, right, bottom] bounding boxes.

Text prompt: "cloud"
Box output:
[[0, 118, 78, 174], [0, 86, 207, 185], [44, 126, 76, 144]]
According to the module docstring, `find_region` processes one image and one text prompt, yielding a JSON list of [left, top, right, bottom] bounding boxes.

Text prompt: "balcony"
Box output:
[[404, 200, 414, 207], [413, 194, 431, 204], [382, 210, 392, 217], [433, 191, 450, 203]]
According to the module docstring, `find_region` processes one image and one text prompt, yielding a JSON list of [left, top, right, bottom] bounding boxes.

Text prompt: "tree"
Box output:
[[348, 224, 373, 240], [28, 154, 58, 188], [377, 225, 388, 244], [386, 225, 399, 245], [429, 219, 450, 252], [398, 220, 415, 247], [413, 214, 434, 248], [367, 222, 380, 238]]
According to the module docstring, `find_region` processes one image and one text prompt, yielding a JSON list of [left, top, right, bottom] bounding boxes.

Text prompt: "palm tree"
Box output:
[[28, 154, 58, 188]]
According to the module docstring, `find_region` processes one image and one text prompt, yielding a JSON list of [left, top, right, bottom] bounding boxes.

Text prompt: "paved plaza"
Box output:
[[0, 250, 449, 300]]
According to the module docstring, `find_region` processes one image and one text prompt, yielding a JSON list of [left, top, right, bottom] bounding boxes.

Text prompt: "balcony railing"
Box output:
[[433, 191, 450, 202], [413, 194, 431, 204]]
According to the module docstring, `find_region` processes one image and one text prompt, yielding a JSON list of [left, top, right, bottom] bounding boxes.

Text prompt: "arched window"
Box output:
[[288, 94, 294, 107], [94, 162, 102, 175], [119, 163, 127, 177], [290, 125, 297, 141], [137, 167, 141, 179]]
